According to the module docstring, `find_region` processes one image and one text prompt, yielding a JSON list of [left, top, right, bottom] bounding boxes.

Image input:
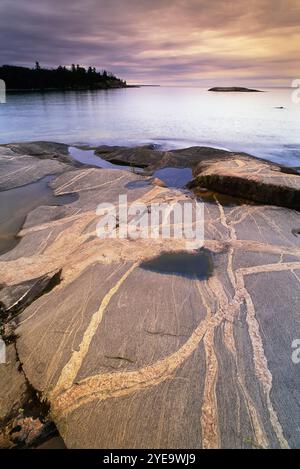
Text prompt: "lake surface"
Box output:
[[0, 87, 300, 166]]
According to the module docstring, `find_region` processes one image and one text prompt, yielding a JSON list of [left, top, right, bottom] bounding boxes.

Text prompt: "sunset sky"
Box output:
[[1, 0, 300, 86]]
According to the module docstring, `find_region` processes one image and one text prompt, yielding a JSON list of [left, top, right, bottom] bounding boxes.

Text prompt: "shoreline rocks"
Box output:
[[94, 144, 300, 210], [189, 152, 300, 209], [0, 141, 300, 448]]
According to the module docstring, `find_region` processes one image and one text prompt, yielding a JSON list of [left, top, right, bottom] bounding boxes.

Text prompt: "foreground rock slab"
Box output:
[[0, 142, 299, 449]]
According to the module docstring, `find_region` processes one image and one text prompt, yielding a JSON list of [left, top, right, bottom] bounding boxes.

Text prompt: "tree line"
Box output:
[[0, 62, 127, 90]]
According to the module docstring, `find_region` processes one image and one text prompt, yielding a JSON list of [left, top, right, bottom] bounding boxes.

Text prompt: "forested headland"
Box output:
[[0, 63, 128, 90]]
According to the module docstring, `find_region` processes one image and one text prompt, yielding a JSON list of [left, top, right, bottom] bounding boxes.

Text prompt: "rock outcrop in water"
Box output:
[[95, 144, 300, 209], [0, 142, 300, 448], [208, 86, 262, 92]]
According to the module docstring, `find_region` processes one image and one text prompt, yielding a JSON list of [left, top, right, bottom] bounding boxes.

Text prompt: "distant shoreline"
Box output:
[[6, 85, 139, 92]]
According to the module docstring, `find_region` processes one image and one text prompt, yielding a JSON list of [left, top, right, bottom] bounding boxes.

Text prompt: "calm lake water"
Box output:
[[1, 87, 300, 166]]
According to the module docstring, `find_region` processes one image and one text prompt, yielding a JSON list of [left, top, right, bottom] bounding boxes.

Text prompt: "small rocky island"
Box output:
[[208, 86, 262, 92], [0, 142, 300, 449]]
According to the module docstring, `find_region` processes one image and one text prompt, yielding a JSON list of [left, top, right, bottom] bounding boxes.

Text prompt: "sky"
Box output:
[[0, 0, 300, 86]]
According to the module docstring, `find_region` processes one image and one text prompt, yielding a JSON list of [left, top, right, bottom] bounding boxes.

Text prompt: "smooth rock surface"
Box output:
[[95, 144, 300, 209], [190, 151, 300, 209]]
